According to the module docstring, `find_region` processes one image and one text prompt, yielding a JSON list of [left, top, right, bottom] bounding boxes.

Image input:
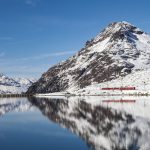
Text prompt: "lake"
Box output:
[[0, 96, 150, 150]]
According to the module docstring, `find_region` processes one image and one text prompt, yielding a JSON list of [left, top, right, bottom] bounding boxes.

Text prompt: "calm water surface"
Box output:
[[0, 96, 150, 150]]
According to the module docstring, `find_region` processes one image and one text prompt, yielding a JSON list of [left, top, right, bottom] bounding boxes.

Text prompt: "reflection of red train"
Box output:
[[101, 87, 136, 90], [102, 100, 136, 103]]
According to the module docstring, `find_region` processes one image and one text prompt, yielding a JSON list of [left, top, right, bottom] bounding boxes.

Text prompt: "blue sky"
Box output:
[[0, 0, 150, 78]]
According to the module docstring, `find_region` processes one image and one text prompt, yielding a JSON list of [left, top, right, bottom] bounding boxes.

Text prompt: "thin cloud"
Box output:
[[25, 0, 35, 6], [1, 65, 45, 73], [0, 64, 50, 78], [138, 21, 150, 25], [25, 0, 40, 7], [0, 52, 5, 57], [0, 50, 76, 77], [18, 50, 76, 61], [0, 37, 13, 41]]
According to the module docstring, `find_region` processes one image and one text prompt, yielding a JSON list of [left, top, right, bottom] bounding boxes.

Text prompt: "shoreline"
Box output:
[[1, 92, 150, 98], [35, 92, 150, 97], [0, 94, 32, 98]]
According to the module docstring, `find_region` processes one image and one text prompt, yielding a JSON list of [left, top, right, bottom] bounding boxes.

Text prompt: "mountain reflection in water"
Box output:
[[28, 96, 150, 150], [0, 97, 150, 150]]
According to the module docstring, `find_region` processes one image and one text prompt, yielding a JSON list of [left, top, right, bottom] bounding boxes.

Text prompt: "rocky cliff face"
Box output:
[[27, 21, 150, 94]]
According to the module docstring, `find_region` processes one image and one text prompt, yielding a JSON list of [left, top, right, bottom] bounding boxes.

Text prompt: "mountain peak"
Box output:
[[119, 21, 132, 24], [27, 21, 150, 94], [107, 21, 135, 29], [92, 21, 144, 46], [110, 21, 133, 26]]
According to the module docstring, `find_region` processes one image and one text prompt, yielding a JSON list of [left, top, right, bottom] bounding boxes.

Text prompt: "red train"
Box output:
[[101, 87, 136, 90], [102, 100, 136, 103]]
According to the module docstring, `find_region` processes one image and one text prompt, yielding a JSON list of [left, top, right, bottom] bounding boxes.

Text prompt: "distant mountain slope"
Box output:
[[0, 74, 36, 94], [27, 21, 150, 94]]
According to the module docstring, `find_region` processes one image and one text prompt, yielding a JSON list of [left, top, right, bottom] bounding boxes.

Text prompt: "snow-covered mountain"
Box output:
[[29, 97, 150, 150], [0, 74, 36, 94], [27, 21, 150, 94]]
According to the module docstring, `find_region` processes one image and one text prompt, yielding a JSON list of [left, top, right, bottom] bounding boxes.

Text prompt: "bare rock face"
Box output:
[[27, 21, 150, 94]]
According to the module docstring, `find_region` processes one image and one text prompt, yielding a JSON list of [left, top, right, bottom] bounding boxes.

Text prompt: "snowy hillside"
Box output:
[[76, 69, 150, 95], [0, 74, 36, 94], [27, 21, 150, 94]]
